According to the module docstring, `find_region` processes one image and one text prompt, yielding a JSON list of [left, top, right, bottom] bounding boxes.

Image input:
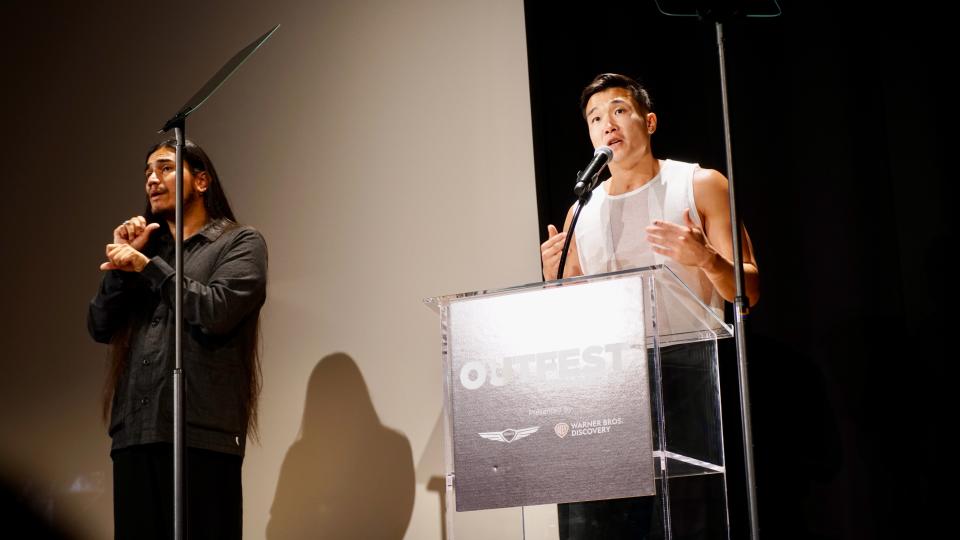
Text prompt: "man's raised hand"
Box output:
[[540, 224, 566, 281], [112, 216, 160, 251], [645, 208, 716, 268]]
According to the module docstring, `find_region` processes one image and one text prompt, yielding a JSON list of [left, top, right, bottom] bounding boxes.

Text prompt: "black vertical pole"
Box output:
[[714, 21, 760, 540], [173, 122, 186, 540]]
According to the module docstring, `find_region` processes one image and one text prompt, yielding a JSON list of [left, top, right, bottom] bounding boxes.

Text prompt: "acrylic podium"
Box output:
[[425, 265, 733, 540]]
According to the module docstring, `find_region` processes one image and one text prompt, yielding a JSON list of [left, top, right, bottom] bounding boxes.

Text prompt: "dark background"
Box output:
[[525, 0, 952, 538]]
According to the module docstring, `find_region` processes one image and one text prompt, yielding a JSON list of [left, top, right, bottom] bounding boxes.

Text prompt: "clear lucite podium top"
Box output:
[[426, 264, 732, 346], [426, 265, 733, 540]]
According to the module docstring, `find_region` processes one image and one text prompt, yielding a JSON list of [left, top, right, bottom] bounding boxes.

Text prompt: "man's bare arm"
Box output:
[[645, 168, 759, 305], [693, 168, 759, 305]]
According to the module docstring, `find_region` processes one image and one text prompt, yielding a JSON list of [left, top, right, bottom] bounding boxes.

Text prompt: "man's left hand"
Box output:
[[100, 243, 150, 272], [645, 208, 717, 268]]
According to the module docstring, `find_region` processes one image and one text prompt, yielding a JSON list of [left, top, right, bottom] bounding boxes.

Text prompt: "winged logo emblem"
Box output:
[[478, 426, 540, 443]]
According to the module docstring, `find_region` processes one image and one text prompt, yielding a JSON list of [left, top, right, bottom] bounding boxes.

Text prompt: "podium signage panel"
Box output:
[[445, 276, 655, 511]]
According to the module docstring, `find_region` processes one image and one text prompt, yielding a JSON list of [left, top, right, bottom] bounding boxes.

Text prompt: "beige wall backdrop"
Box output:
[[0, 0, 541, 537]]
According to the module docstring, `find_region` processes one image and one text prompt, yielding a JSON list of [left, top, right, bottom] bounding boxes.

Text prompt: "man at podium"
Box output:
[[540, 72, 759, 306], [539, 73, 760, 538]]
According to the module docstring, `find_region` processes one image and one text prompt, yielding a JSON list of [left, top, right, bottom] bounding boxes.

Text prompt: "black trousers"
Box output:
[[558, 342, 722, 540], [559, 496, 654, 540], [111, 443, 242, 540]]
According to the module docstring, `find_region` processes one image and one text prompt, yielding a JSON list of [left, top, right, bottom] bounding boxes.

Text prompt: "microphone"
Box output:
[[573, 146, 613, 197]]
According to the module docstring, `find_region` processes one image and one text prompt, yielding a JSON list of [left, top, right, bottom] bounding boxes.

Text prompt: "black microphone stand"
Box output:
[[556, 168, 604, 279], [654, 2, 781, 538], [156, 25, 278, 540], [716, 19, 760, 540]]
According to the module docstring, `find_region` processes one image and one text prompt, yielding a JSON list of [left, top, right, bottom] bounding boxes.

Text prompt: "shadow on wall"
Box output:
[[425, 476, 447, 540], [267, 353, 415, 539], [417, 413, 450, 540]]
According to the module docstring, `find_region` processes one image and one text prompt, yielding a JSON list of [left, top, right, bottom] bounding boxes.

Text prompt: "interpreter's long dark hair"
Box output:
[[102, 139, 263, 441]]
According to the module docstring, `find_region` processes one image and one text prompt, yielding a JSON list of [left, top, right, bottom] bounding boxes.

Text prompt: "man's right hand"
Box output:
[[112, 216, 160, 251], [540, 224, 566, 281]]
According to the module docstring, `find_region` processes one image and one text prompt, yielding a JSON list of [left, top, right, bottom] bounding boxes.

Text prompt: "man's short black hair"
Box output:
[[580, 73, 653, 118]]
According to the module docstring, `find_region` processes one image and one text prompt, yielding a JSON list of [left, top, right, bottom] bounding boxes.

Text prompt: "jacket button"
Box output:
[[140, 397, 149, 406]]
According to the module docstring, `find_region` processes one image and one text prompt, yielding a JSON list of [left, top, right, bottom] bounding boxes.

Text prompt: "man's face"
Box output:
[[584, 87, 656, 165], [144, 148, 206, 217]]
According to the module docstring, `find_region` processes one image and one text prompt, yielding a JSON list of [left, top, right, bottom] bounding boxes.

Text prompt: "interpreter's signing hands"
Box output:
[[100, 216, 160, 272]]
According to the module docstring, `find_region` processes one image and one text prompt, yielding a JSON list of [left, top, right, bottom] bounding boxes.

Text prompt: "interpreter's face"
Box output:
[[585, 87, 656, 165], [144, 148, 206, 217]]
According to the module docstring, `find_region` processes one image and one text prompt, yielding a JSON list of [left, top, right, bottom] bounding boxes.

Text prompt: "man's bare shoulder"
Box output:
[[693, 167, 730, 205], [690, 168, 731, 224], [693, 167, 728, 191]]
